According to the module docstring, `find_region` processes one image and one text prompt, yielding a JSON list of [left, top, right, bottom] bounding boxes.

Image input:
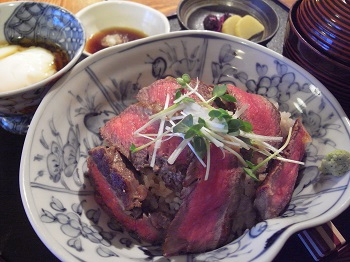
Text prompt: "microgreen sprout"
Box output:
[[243, 127, 293, 181], [174, 74, 207, 104], [176, 73, 191, 86], [206, 84, 236, 104]]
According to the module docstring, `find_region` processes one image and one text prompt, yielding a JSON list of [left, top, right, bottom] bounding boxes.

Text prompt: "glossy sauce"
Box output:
[[37, 41, 70, 71], [86, 27, 148, 54]]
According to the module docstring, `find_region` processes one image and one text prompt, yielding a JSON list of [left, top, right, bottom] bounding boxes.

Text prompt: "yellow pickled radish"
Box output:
[[234, 15, 265, 39], [221, 15, 242, 35]]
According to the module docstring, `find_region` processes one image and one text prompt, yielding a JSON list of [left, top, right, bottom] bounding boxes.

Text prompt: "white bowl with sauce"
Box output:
[[76, 1, 171, 56]]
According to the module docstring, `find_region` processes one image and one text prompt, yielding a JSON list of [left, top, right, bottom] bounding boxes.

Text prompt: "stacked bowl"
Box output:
[[283, 0, 350, 114]]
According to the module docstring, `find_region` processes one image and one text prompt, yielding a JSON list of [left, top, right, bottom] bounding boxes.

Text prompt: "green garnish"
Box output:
[[191, 136, 207, 159], [130, 143, 137, 153], [243, 127, 293, 181], [184, 123, 205, 139], [130, 74, 297, 181], [176, 73, 191, 86], [207, 84, 236, 104], [209, 108, 231, 120]]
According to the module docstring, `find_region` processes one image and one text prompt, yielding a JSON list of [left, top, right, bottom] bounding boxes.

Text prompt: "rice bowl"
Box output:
[[20, 30, 350, 261]]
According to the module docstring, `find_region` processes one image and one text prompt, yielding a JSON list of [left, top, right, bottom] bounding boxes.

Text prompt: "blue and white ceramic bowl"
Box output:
[[0, 2, 85, 134], [20, 30, 350, 262]]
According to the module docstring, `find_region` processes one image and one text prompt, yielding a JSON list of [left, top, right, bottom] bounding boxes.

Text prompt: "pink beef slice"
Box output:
[[226, 84, 282, 139], [100, 103, 157, 159], [101, 77, 212, 168], [163, 145, 244, 256], [136, 76, 213, 106], [100, 95, 194, 190], [88, 146, 169, 244], [100, 102, 192, 188], [254, 118, 312, 220]]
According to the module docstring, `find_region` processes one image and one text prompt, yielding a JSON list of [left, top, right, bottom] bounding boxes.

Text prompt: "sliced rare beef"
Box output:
[[226, 84, 282, 141], [88, 146, 147, 210], [88, 146, 169, 243], [230, 175, 259, 239], [100, 103, 156, 160], [101, 78, 205, 189], [136, 76, 213, 107], [87, 76, 311, 256], [100, 102, 192, 190], [224, 84, 283, 174], [254, 118, 312, 220], [163, 146, 244, 256]]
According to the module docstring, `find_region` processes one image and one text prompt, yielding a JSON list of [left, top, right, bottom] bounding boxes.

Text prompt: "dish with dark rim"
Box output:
[[177, 0, 279, 45]]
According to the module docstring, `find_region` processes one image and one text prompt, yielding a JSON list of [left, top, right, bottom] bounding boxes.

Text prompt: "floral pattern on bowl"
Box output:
[[20, 31, 350, 262]]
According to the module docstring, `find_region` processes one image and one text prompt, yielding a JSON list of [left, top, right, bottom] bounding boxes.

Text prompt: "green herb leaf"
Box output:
[[243, 167, 259, 181], [130, 143, 137, 153], [213, 84, 227, 97], [185, 123, 204, 139], [240, 121, 253, 132], [198, 117, 206, 126], [176, 77, 186, 86], [180, 97, 195, 103], [173, 114, 193, 134], [219, 108, 232, 120], [227, 119, 242, 134], [208, 109, 222, 120], [176, 74, 191, 86], [175, 89, 183, 100], [209, 108, 232, 121], [221, 94, 236, 103], [191, 136, 206, 158], [182, 73, 191, 84]]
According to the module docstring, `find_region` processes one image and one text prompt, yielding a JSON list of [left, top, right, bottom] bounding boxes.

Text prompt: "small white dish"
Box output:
[[76, 1, 170, 56], [20, 30, 350, 262]]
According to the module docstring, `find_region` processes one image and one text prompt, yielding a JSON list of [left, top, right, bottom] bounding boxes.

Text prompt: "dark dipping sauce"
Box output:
[[86, 27, 148, 54]]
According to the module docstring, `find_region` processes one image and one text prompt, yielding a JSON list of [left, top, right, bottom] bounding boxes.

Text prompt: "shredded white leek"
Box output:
[[174, 78, 207, 104], [168, 138, 192, 165], [240, 130, 283, 142], [130, 78, 304, 181], [150, 94, 170, 167], [232, 104, 249, 119], [204, 141, 211, 181]]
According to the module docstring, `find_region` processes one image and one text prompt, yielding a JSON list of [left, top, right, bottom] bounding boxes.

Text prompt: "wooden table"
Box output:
[[0, 0, 295, 16], [0, 0, 181, 16]]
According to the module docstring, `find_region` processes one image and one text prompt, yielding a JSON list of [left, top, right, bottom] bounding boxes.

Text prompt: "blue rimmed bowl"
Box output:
[[20, 30, 350, 262], [0, 2, 85, 134]]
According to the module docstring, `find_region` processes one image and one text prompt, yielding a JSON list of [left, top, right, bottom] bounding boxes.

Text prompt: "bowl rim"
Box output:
[[0, 1, 86, 98], [76, 0, 171, 26]]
